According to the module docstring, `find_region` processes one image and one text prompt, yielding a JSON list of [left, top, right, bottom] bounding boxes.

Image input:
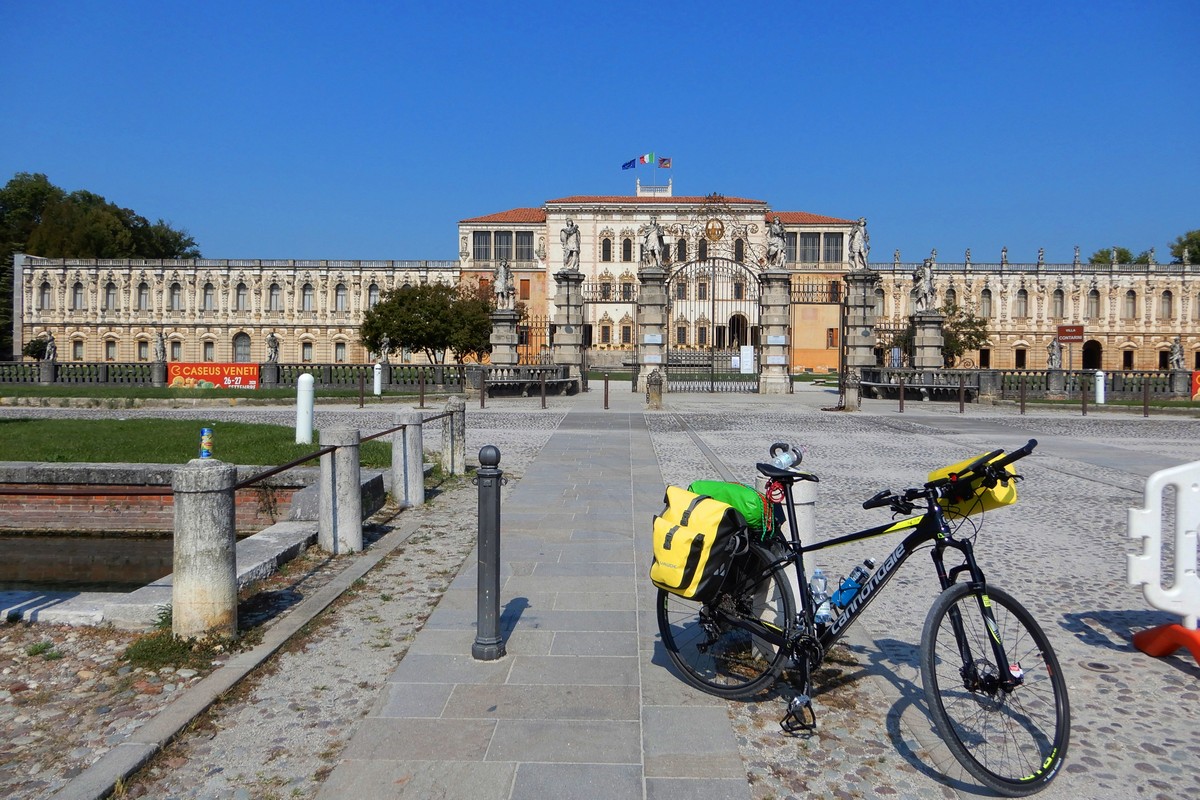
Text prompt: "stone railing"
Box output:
[[859, 367, 1194, 402]]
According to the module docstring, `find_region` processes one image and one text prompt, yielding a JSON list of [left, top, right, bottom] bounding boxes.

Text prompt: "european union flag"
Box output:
[[621, 159, 637, 170]]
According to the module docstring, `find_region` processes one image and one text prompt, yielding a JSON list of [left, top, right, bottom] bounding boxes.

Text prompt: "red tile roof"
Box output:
[[460, 208, 547, 224], [768, 211, 857, 225]]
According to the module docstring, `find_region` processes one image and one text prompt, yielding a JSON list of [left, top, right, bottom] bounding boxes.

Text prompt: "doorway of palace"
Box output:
[[664, 257, 761, 393], [1082, 340, 1102, 370]]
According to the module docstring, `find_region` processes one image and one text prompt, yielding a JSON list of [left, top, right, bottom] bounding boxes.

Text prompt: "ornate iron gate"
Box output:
[[665, 258, 761, 393]]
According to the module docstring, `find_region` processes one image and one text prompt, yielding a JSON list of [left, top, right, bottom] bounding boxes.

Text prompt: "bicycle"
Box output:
[[655, 439, 1070, 797]]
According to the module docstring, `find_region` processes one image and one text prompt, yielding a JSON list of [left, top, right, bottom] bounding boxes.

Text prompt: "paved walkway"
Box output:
[[316, 387, 745, 800]]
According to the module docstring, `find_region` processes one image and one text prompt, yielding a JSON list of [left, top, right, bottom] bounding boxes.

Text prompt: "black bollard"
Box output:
[[604, 372, 610, 410], [472, 445, 506, 661]]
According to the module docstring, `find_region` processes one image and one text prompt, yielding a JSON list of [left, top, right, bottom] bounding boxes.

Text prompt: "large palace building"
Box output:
[[10, 181, 1199, 373]]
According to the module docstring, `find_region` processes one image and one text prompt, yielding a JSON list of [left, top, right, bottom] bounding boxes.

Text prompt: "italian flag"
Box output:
[[639, 152, 655, 164]]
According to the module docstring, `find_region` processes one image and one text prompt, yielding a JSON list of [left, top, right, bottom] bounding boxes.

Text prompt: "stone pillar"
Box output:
[[319, 428, 363, 554], [551, 270, 585, 382], [152, 361, 167, 388], [646, 368, 663, 409], [758, 269, 792, 394], [172, 458, 238, 639], [393, 410, 425, 508], [441, 395, 467, 476], [637, 265, 667, 392], [259, 362, 279, 389], [489, 309, 520, 367], [38, 360, 56, 385], [912, 311, 946, 370], [1171, 369, 1192, 397], [1047, 369, 1066, 397], [844, 270, 882, 371]]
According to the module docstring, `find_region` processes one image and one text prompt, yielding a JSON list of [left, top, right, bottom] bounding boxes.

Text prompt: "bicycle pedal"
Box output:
[[780, 694, 816, 734]]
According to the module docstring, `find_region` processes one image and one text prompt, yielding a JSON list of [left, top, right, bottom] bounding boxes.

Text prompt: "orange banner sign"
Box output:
[[167, 363, 260, 390]]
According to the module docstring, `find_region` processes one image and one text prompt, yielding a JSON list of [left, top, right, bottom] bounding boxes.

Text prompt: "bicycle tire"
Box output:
[[656, 548, 794, 699], [920, 582, 1070, 796]]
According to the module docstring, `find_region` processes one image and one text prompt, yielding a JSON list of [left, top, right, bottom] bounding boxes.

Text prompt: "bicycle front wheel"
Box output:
[[920, 582, 1070, 796], [656, 549, 794, 699]]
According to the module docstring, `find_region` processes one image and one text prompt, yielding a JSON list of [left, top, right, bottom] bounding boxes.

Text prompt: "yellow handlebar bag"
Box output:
[[650, 485, 747, 602], [928, 453, 1018, 518]]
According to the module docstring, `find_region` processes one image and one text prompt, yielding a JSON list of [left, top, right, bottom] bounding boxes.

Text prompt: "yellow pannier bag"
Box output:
[[650, 485, 747, 602], [928, 452, 1018, 518]]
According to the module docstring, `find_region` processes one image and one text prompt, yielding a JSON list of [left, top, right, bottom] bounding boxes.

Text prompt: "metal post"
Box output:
[[472, 445, 506, 661], [1020, 375, 1027, 415], [604, 372, 610, 410], [418, 369, 426, 409], [358, 373, 364, 408], [898, 375, 905, 413], [1144, 379, 1150, 418], [958, 374, 965, 413], [480, 370, 487, 409], [1081, 376, 1089, 417], [540, 372, 547, 409]]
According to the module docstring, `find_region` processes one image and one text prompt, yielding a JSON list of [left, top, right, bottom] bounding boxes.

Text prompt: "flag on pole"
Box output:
[[621, 159, 637, 170], [658, 157, 671, 168], [639, 152, 655, 164]]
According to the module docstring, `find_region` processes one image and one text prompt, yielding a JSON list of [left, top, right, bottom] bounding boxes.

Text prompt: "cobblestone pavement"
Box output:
[[3, 395, 1200, 799]]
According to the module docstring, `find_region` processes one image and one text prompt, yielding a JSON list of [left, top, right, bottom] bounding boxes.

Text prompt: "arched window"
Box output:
[[269, 283, 282, 311], [236, 283, 249, 311], [138, 282, 150, 311], [1160, 290, 1173, 319], [944, 287, 957, 308], [335, 283, 347, 312], [1123, 290, 1137, 319], [874, 287, 885, 317], [103, 282, 118, 311], [169, 283, 182, 311], [202, 282, 215, 311], [621, 238, 632, 262], [368, 283, 380, 308], [698, 239, 708, 260], [980, 288, 993, 319], [39, 282, 52, 310], [301, 283, 314, 312], [734, 239, 745, 262], [232, 332, 251, 362], [1015, 288, 1028, 319], [1052, 289, 1065, 319], [1087, 289, 1100, 320], [601, 238, 612, 262], [72, 282, 86, 310], [676, 239, 687, 262]]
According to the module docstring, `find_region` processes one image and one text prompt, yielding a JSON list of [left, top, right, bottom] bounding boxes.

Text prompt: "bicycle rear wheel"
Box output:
[[920, 582, 1070, 796], [656, 548, 794, 699]]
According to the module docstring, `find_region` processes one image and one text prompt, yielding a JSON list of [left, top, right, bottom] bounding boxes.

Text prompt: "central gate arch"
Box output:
[[664, 257, 762, 392]]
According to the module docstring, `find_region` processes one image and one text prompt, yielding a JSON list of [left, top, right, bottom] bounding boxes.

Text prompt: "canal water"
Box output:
[[0, 534, 174, 593]]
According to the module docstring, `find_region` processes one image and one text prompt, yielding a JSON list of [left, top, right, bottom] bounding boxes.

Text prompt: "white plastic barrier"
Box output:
[[1128, 459, 1200, 665], [295, 373, 315, 444]]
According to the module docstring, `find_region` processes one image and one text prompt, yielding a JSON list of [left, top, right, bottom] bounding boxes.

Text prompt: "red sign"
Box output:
[[1192, 371, 1200, 401], [1056, 325, 1084, 343], [168, 363, 260, 390]]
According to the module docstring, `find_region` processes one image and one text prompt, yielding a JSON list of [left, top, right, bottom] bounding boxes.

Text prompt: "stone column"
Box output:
[[912, 311, 946, 370], [551, 270, 585, 382], [319, 428, 363, 554], [38, 359, 56, 385], [758, 269, 792, 395], [259, 362, 279, 389], [1171, 369, 1192, 397], [489, 309, 520, 367], [844, 270, 882, 371], [172, 459, 238, 639], [637, 265, 667, 392], [441, 395, 467, 476], [152, 361, 168, 388], [393, 410, 425, 508]]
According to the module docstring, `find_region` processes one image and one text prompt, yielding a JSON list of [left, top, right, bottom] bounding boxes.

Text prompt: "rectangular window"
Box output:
[[733, 282, 745, 301], [1015, 349, 1027, 369], [138, 341, 149, 361], [785, 232, 798, 264], [203, 342, 215, 362], [73, 340, 84, 360], [698, 282, 708, 301], [600, 282, 612, 300], [826, 328, 838, 349], [519, 279, 530, 301], [978, 348, 991, 368], [698, 327, 708, 347], [515, 231, 534, 261], [1123, 350, 1134, 369], [138, 285, 149, 311], [621, 325, 632, 345], [494, 231, 513, 262], [171, 341, 182, 361], [799, 233, 820, 263], [334, 342, 346, 363], [822, 233, 844, 263], [472, 231, 491, 261], [828, 281, 842, 303], [269, 286, 283, 312], [302, 342, 313, 362], [676, 326, 688, 346], [105, 341, 117, 361], [600, 326, 611, 345], [621, 282, 633, 301], [675, 282, 687, 300]]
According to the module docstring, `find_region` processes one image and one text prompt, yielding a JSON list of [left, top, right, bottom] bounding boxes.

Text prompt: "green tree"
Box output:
[[360, 283, 458, 364], [1088, 246, 1136, 264], [1169, 229, 1200, 263], [880, 302, 989, 368], [446, 283, 495, 363]]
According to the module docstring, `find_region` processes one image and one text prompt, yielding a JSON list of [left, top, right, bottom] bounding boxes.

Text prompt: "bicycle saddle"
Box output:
[[756, 462, 819, 482]]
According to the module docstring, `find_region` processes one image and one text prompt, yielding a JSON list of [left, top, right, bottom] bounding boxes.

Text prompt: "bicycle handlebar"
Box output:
[[861, 440, 1038, 513]]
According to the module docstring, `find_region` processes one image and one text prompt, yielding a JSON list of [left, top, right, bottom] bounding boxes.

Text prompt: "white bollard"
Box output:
[[373, 362, 383, 396], [1095, 370, 1106, 405], [296, 373, 315, 444]]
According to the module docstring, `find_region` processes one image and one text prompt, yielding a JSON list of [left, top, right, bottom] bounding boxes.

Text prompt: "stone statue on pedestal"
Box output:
[[848, 217, 869, 271], [154, 331, 167, 363], [642, 217, 666, 268], [42, 331, 57, 362], [494, 259, 515, 311], [912, 259, 935, 314], [1046, 337, 1062, 370], [767, 215, 788, 268], [1169, 336, 1185, 370], [265, 331, 279, 363], [560, 219, 581, 272]]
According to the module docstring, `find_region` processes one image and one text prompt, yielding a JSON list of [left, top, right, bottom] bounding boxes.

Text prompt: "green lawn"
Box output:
[[0, 418, 392, 467]]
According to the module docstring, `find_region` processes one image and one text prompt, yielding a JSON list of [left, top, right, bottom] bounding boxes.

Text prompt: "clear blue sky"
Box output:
[[3, 1, 1196, 263]]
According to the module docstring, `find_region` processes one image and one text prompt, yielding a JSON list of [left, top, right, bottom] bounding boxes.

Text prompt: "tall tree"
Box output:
[[360, 282, 497, 365], [0, 172, 200, 358], [881, 302, 989, 368], [1169, 229, 1200, 263], [1088, 246, 1136, 264]]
